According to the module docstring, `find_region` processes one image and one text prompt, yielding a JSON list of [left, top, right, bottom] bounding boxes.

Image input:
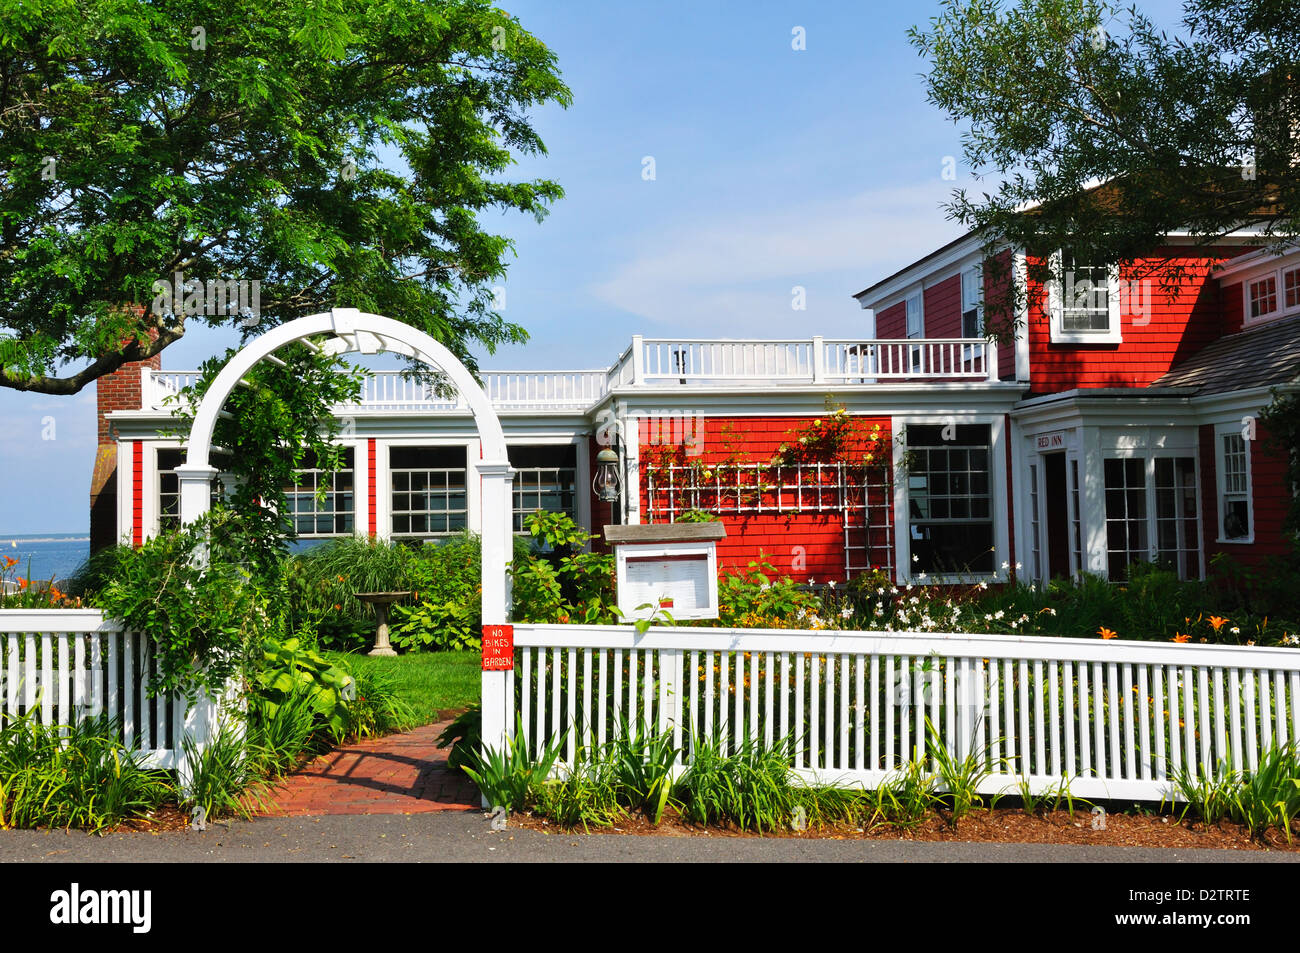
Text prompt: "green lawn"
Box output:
[[325, 650, 481, 727]]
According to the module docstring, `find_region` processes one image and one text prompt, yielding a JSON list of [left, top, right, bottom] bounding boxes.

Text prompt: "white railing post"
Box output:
[[812, 336, 825, 383], [478, 460, 515, 773], [140, 367, 155, 409], [631, 335, 645, 385], [986, 338, 999, 381]]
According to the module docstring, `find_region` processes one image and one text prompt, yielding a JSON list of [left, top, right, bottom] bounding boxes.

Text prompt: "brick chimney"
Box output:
[[90, 349, 162, 554]]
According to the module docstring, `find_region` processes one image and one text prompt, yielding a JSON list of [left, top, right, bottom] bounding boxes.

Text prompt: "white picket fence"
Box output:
[[0, 610, 214, 770], [503, 624, 1300, 802]]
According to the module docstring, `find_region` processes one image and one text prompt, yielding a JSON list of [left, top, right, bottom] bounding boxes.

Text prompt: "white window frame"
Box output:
[[1215, 424, 1254, 543], [1046, 249, 1122, 344], [905, 289, 924, 372], [961, 265, 983, 338]]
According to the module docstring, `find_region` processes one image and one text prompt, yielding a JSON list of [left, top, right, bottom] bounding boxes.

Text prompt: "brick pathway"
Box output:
[[258, 720, 480, 816]]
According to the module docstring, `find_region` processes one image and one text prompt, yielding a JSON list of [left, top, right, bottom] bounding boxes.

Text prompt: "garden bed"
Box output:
[[511, 804, 1299, 851]]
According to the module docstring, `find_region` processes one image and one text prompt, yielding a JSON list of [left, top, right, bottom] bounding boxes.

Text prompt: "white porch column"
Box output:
[[1080, 428, 1108, 577], [176, 463, 219, 527], [477, 460, 515, 760]]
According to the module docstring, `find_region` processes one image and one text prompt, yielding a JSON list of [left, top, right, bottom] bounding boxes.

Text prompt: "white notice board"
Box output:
[[615, 542, 719, 620]]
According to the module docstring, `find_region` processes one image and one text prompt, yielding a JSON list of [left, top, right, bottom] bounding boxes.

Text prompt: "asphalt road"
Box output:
[[2, 811, 1297, 863]]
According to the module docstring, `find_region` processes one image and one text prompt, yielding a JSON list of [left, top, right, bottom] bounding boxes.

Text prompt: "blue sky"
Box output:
[[0, 0, 1187, 534]]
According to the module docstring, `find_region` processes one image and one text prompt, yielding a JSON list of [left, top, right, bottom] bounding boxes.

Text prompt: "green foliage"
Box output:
[[535, 761, 625, 831], [1175, 744, 1300, 842], [909, 0, 1299, 340], [0, 714, 172, 832], [925, 718, 993, 827], [675, 733, 801, 832], [436, 705, 482, 773], [392, 531, 484, 651], [675, 509, 719, 523], [341, 667, 415, 740], [249, 636, 356, 743], [95, 510, 268, 702], [287, 535, 414, 651], [714, 560, 822, 629], [510, 512, 618, 624], [462, 723, 568, 811], [181, 723, 266, 822], [608, 723, 680, 825], [0, 0, 571, 395]]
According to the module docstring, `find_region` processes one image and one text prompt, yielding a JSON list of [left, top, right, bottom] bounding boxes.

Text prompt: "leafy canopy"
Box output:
[[0, 0, 571, 393], [910, 0, 1300, 330]]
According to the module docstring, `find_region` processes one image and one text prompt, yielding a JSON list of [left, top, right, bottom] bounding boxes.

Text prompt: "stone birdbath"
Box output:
[[355, 591, 412, 657]]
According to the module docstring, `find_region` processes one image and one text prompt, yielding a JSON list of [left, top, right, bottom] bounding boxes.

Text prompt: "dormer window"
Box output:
[[1244, 264, 1300, 325], [1047, 249, 1122, 344], [1248, 274, 1278, 321], [905, 289, 924, 372]]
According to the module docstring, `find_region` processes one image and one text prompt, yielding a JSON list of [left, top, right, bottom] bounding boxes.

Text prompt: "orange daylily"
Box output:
[[1208, 616, 1229, 632], [16, 577, 27, 590], [4, 556, 17, 568], [1172, 633, 1191, 643], [1099, 627, 1118, 640]]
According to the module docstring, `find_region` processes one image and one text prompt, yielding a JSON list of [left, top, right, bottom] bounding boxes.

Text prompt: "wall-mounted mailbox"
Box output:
[[604, 522, 727, 621]]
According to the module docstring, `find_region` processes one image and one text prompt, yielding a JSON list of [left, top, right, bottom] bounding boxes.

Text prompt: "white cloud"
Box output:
[[587, 182, 967, 328]]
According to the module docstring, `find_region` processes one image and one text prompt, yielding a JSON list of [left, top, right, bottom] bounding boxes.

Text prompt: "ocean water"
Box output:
[[0, 534, 91, 586]]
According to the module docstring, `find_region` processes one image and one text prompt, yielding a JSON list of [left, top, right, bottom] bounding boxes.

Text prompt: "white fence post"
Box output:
[[478, 461, 515, 773]]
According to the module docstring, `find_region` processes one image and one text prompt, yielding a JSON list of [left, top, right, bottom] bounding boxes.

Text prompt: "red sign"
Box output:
[[482, 624, 514, 671]]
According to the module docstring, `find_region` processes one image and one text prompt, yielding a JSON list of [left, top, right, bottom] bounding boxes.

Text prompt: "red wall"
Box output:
[[638, 414, 894, 581], [876, 300, 906, 338], [1026, 248, 1240, 391], [923, 274, 961, 338]]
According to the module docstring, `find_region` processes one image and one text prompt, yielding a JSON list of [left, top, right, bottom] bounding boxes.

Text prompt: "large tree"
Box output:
[[0, 0, 570, 394], [910, 0, 1300, 327]]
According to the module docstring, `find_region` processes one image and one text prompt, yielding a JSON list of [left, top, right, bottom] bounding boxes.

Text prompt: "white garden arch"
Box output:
[[177, 308, 514, 748]]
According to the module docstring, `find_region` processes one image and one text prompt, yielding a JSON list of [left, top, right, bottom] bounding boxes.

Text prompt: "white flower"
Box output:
[[978, 582, 988, 590], [890, 587, 899, 595], [984, 614, 993, 621], [877, 587, 885, 595], [840, 608, 853, 619], [994, 610, 1004, 620], [1001, 561, 1009, 570], [912, 554, 919, 563], [918, 572, 928, 581], [1014, 562, 1023, 571], [1230, 626, 1241, 634], [808, 577, 815, 585], [828, 580, 836, 589], [874, 607, 884, 617]]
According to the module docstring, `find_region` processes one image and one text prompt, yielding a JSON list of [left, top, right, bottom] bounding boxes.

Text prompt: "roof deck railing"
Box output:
[[141, 336, 999, 414]]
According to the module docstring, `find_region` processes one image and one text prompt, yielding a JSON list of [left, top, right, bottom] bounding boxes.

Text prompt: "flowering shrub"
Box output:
[[0, 556, 83, 609]]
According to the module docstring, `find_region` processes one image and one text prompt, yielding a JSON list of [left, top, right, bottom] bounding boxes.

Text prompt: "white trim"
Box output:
[[1214, 422, 1254, 544], [1013, 250, 1031, 383], [1046, 250, 1122, 344], [856, 236, 986, 311], [892, 413, 1009, 585]]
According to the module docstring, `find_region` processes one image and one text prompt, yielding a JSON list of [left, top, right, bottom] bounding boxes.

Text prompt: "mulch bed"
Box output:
[[509, 805, 1300, 851]]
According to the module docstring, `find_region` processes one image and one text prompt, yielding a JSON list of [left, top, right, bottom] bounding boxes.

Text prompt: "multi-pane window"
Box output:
[[961, 266, 983, 338], [1286, 267, 1300, 310], [509, 445, 577, 533], [1221, 433, 1251, 539], [906, 424, 995, 574], [1104, 458, 1148, 580], [286, 449, 354, 536], [1154, 457, 1200, 579], [1248, 275, 1279, 320], [1059, 249, 1113, 332], [158, 448, 183, 531], [157, 448, 221, 532], [390, 446, 467, 537]]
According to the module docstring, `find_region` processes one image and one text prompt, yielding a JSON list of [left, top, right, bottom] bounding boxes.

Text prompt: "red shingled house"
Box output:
[[93, 231, 1298, 588]]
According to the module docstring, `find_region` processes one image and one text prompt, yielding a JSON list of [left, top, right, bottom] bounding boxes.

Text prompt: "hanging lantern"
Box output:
[[593, 448, 622, 503]]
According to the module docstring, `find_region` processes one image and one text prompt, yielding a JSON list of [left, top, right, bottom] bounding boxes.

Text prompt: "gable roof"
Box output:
[[1153, 314, 1300, 395]]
